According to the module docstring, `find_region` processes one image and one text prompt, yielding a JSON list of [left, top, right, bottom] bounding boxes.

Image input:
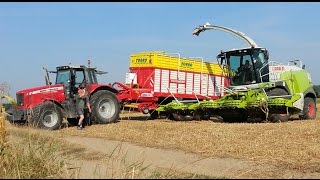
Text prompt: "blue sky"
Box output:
[[1, 2, 320, 96]]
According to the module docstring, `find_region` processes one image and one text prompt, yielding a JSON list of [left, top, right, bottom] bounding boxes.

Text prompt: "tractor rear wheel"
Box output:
[[300, 97, 316, 119], [29, 102, 63, 130], [90, 90, 120, 124]]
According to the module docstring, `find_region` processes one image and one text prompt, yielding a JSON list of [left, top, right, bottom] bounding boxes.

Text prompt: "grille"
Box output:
[[16, 93, 24, 106]]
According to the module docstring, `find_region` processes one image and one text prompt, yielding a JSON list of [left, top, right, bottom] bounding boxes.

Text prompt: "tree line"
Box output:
[[314, 85, 320, 98]]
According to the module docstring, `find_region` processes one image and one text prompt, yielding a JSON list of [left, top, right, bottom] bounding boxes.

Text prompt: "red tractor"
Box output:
[[6, 64, 120, 130]]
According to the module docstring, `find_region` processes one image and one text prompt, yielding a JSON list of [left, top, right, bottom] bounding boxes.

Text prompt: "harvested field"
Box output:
[[47, 103, 320, 176], [5, 103, 320, 178]]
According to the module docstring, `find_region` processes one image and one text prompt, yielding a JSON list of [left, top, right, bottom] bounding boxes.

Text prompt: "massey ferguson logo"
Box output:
[[28, 87, 64, 95]]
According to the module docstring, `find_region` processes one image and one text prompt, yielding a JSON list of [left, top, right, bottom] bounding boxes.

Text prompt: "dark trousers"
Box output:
[[82, 108, 92, 127]]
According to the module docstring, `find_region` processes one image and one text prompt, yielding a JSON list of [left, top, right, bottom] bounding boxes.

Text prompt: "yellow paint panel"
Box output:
[[130, 51, 226, 76]]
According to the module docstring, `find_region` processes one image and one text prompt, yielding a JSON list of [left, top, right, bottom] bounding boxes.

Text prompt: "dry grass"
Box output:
[[6, 125, 214, 179], [0, 129, 68, 178], [56, 103, 320, 175], [3, 103, 319, 178], [0, 106, 5, 143]]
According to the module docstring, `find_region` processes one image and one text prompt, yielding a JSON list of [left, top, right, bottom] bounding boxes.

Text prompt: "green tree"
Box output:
[[314, 85, 320, 98]]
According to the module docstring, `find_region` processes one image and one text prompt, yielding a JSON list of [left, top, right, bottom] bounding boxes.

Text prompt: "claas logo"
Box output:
[[272, 66, 284, 71]]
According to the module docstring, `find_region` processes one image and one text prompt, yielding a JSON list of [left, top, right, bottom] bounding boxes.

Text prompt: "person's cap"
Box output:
[[79, 84, 86, 89]]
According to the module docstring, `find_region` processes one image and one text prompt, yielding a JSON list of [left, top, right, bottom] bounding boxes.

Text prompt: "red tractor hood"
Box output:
[[17, 84, 64, 95]]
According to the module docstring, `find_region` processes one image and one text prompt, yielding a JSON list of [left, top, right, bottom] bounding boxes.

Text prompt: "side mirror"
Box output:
[[302, 65, 305, 69]]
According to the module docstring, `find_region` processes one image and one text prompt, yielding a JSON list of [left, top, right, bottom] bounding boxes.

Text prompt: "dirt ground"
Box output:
[[60, 133, 320, 179], [5, 108, 320, 179]]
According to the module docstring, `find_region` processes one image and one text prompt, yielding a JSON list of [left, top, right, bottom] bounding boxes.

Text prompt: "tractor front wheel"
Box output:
[[29, 102, 63, 130], [67, 118, 79, 126]]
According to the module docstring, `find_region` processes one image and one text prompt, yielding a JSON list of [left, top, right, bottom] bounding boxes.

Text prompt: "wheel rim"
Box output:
[[308, 102, 315, 117], [42, 110, 59, 128], [98, 98, 116, 119]]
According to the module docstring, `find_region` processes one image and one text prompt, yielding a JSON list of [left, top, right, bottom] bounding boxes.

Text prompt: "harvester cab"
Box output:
[[217, 47, 270, 87]]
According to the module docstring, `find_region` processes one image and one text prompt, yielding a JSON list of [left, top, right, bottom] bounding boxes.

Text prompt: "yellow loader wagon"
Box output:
[[113, 51, 230, 119]]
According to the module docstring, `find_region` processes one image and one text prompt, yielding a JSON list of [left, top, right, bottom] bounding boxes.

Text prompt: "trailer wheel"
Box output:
[[29, 102, 63, 130], [90, 90, 120, 124], [300, 97, 316, 120]]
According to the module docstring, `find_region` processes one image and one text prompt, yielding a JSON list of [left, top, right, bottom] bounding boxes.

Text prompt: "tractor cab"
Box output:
[[217, 48, 270, 86], [44, 65, 107, 99]]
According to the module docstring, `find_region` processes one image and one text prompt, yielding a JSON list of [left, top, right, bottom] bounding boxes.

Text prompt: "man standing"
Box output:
[[76, 85, 91, 130]]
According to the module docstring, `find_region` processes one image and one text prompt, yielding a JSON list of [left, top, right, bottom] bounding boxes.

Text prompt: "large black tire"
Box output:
[[268, 114, 289, 123], [194, 110, 210, 121], [300, 97, 316, 120], [149, 110, 159, 120], [222, 114, 248, 123], [67, 118, 79, 126], [172, 113, 193, 121], [28, 102, 63, 130], [90, 90, 120, 124], [266, 88, 290, 123]]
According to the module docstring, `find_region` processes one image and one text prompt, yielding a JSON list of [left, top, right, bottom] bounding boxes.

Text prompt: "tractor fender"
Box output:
[[90, 86, 118, 97], [43, 98, 64, 109]]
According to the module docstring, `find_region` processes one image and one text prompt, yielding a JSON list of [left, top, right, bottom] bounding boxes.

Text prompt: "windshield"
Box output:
[[56, 69, 86, 86], [229, 53, 256, 85], [56, 70, 70, 85]]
